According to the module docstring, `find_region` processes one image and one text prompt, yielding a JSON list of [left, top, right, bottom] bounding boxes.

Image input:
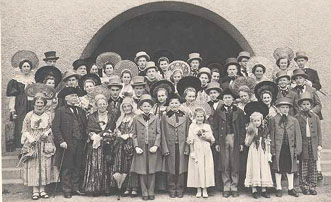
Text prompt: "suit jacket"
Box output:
[[270, 114, 302, 172], [160, 112, 190, 175], [52, 105, 88, 168], [130, 113, 162, 174], [291, 85, 323, 119], [303, 68, 321, 90], [212, 105, 246, 172], [295, 112, 322, 160]]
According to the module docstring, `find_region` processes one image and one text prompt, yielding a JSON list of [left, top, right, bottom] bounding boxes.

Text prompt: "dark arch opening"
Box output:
[[81, 1, 254, 66]]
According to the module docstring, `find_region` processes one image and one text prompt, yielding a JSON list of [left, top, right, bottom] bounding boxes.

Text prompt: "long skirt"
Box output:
[[245, 141, 273, 187], [81, 143, 104, 194], [22, 142, 58, 186]]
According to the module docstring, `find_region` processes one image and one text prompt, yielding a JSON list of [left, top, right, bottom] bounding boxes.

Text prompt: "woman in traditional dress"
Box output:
[[20, 84, 57, 200], [78, 73, 101, 116], [81, 94, 116, 196], [255, 81, 279, 121], [150, 80, 175, 118], [7, 50, 39, 149], [272, 47, 297, 81], [96, 52, 121, 85], [113, 60, 138, 98], [112, 97, 139, 197]]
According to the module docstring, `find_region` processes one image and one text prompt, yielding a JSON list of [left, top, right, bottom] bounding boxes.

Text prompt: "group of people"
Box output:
[[6, 47, 325, 200]]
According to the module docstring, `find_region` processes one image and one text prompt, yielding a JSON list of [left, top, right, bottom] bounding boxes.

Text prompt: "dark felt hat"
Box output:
[[35, 65, 62, 88], [58, 87, 81, 98], [72, 59, 87, 70], [254, 81, 278, 102], [150, 80, 175, 99], [43, 51, 59, 61], [275, 97, 293, 107], [275, 71, 291, 83], [297, 92, 313, 104], [62, 70, 79, 82], [237, 51, 251, 62], [224, 57, 240, 71], [138, 94, 155, 107], [244, 101, 269, 119], [168, 93, 184, 103], [153, 49, 174, 64], [108, 76, 123, 88], [177, 76, 201, 97], [78, 73, 101, 90], [291, 68, 308, 80], [294, 51, 308, 61], [221, 88, 236, 99]]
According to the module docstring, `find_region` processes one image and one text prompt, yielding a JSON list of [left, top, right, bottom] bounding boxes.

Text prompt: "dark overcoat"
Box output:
[[270, 114, 302, 172], [303, 68, 321, 90], [160, 113, 190, 175], [212, 105, 246, 172], [295, 112, 322, 160], [130, 114, 162, 175], [52, 105, 88, 168]]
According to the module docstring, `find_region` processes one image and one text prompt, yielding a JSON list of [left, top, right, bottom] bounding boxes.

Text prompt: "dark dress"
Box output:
[[81, 112, 116, 194], [113, 120, 138, 190], [6, 78, 34, 148]]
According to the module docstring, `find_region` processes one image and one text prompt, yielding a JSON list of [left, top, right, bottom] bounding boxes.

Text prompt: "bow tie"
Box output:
[[200, 86, 207, 92], [229, 76, 236, 81], [210, 99, 219, 104], [142, 113, 151, 121], [224, 105, 233, 111], [296, 85, 305, 93], [167, 110, 185, 117], [302, 110, 312, 118], [280, 88, 289, 97]]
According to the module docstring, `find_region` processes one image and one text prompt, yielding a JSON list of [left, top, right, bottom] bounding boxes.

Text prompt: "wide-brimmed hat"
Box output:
[[78, 73, 101, 90], [177, 76, 201, 97], [168, 60, 191, 77], [168, 93, 184, 103], [144, 61, 159, 73], [25, 83, 56, 100], [275, 71, 291, 83], [294, 51, 308, 61], [138, 94, 155, 107], [11, 50, 39, 69], [221, 88, 236, 99], [62, 70, 79, 82], [244, 101, 269, 119], [197, 67, 211, 80], [131, 76, 146, 86], [273, 47, 294, 61], [150, 80, 175, 99], [254, 81, 278, 102], [297, 92, 313, 104], [206, 82, 223, 94], [58, 87, 81, 98], [35, 65, 62, 88], [43, 51, 59, 61], [246, 56, 273, 81], [153, 49, 174, 64], [237, 51, 251, 62], [108, 76, 123, 88], [232, 76, 256, 97], [224, 57, 240, 70], [291, 68, 308, 80], [96, 52, 122, 69], [72, 59, 87, 70], [187, 53, 202, 64], [114, 60, 138, 77], [275, 97, 293, 107], [134, 51, 150, 63]]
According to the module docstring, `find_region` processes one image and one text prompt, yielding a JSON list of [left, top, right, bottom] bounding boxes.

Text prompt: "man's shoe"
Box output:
[[223, 191, 230, 198], [288, 189, 299, 197], [148, 195, 155, 200], [72, 190, 85, 195], [310, 189, 317, 195], [169, 193, 176, 198], [64, 193, 72, 198], [176, 192, 184, 198], [302, 189, 310, 195], [232, 191, 239, 197], [275, 190, 282, 197], [252, 192, 259, 199], [261, 192, 271, 198], [142, 196, 149, 200]]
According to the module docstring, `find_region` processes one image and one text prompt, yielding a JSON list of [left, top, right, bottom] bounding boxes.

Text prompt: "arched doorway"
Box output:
[[82, 1, 254, 66]]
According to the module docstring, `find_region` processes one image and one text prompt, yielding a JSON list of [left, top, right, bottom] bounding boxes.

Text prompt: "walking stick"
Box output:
[[52, 148, 66, 198]]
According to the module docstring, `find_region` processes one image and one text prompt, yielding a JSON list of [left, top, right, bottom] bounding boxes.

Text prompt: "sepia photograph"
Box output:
[[1, 0, 331, 201]]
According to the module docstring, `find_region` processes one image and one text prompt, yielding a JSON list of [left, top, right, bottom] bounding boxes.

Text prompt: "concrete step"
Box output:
[[2, 155, 19, 168], [2, 167, 22, 180], [2, 182, 60, 194], [321, 149, 331, 160], [321, 160, 331, 172]]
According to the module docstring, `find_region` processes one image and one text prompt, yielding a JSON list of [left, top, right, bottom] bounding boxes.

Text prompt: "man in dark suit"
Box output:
[[294, 51, 321, 90], [221, 58, 243, 90], [52, 87, 88, 198]]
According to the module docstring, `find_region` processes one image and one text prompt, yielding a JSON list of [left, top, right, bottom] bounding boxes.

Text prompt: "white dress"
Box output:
[[187, 123, 215, 188]]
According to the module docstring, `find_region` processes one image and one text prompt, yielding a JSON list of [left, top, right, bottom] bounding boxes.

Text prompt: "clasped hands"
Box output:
[[135, 146, 158, 154]]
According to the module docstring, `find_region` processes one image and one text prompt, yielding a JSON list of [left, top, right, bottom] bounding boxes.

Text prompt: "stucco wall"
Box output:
[[1, 0, 331, 150]]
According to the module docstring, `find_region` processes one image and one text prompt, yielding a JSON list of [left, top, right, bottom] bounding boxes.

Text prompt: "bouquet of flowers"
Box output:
[[197, 129, 206, 138]]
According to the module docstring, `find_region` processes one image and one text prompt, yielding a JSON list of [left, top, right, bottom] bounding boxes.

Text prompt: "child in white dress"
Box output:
[[187, 107, 215, 198]]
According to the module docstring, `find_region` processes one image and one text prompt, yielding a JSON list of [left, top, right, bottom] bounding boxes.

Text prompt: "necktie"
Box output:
[[279, 114, 288, 126], [296, 85, 304, 94], [280, 88, 288, 97]]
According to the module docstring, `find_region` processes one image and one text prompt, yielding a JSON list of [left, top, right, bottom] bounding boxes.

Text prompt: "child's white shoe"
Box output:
[[196, 188, 202, 198], [202, 188, 208, 198]]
